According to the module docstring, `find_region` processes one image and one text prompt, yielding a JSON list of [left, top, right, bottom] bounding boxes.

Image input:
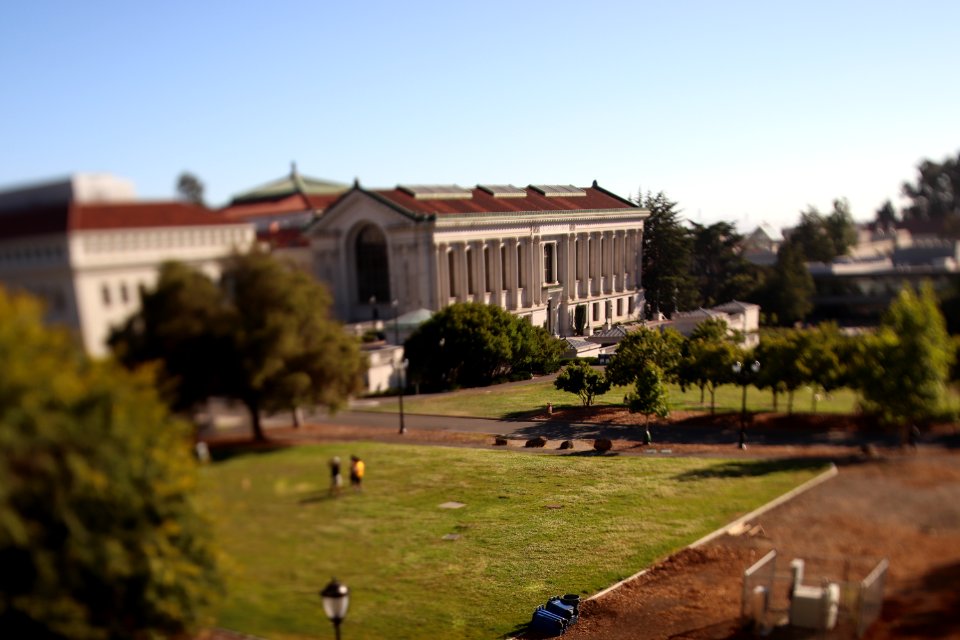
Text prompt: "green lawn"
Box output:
[[363, 379, 861, 419], [202, 443, 826, 639]]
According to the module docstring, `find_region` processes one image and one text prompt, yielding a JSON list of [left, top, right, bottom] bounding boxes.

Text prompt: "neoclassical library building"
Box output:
[[307, 181, 649, 336]]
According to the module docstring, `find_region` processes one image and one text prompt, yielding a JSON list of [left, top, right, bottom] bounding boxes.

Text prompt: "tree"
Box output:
[[784, 202, 855, 264], [111, 251, 366, 441], [638, 190, 696, 317], [176, 171, 206, 206], [901, 151, 960, 231], [688, 221, 760, 308], [854, 283, 954, 442], [625, 363, 669, 443], [767, 242, 814, 326], [677, 318, 739, 409], [554, 360, 611, 406], [404, 302, 565, 391], [0, 288, 221, 638], [605, 326, 684, 387], [686, 338, 737, 414], [875, 199, 898, 227], [825, 198, 858, 258]]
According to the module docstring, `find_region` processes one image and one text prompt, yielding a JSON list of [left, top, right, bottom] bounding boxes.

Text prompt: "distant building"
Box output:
[[0, 174, 255, 355], [307, 181, 649, 336]]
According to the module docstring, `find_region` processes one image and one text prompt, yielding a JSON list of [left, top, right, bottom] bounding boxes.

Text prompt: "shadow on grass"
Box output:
[[673, 458, 828, 481], [206, 439, 293, 462]]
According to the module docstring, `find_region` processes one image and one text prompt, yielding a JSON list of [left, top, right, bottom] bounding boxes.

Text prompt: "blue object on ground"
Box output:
[[529, 607, 568, 636]]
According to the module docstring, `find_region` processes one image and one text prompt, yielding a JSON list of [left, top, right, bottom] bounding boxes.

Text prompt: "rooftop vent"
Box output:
[[531, 185, 586, 197], [398, 185, 473, 200], [478, 184, 528, 198]]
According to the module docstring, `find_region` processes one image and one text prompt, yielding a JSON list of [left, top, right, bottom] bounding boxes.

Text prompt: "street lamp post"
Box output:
[[732, 360, 760, 449], [320, 578, 349, 640], [392, 300, 406, 435]]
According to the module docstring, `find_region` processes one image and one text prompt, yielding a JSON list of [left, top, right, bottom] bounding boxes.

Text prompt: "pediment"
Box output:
[[305, 190, 422, 238]]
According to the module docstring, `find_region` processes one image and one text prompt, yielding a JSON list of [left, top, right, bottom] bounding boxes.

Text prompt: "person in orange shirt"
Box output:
[[349, 455, 365, 492]]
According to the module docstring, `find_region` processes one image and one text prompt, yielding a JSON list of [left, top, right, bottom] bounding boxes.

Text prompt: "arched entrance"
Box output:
[[354, 224, 391, 303]]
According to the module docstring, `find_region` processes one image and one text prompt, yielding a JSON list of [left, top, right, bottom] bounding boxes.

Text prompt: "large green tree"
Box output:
[[688, 221, 760, 308], [605, 326, 684, 387], [767, 242, 814, 326], [784, 200, 856, 264], [854, 283, 954, 441], [638, 190, 696, 317], [111, 251, 366, 441], [404, 302, 564, 391], [0, 288, 221, 638], [901, 151, 960, 232]]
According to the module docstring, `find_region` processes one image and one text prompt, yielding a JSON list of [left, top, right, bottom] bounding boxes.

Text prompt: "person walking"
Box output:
[[349, 455, 365, 492], [329, 456, 343, 496]]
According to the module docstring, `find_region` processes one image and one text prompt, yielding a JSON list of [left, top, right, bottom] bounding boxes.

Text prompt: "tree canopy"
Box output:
[[110, 251, 366, 441], [0, 287, 221, 638], [638, 190, 696, 317], [854, 283, 954, 438], [688, 221, 760, 308], [176, 171, 206, 206], [404, 302, 565, 391], [554, 360, 610, 406], [901, 151, 960, 231], [605, 326, 684, 387]]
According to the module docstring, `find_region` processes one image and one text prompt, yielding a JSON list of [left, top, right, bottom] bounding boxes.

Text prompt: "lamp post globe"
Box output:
[[320, 578, 349, 640]]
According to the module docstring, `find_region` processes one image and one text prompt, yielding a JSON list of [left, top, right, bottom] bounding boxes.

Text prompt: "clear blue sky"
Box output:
[[2, 1, 958, 231]]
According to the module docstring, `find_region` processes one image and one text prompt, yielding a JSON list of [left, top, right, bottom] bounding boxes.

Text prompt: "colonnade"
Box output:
[[433, 228, 642, 313]]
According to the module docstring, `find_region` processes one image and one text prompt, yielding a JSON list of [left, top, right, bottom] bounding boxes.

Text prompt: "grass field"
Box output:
[[202, 443, 826, 639], [362, 379, 861, 419]]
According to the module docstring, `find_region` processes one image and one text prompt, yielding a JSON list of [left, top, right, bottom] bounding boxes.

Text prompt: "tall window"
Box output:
[[543, 243, 556, 284], [466, 247, 475, 294], [448, 250, 457, 297], [356, 225, 390, 302], [501, 245, 508, 289], [101, 283, 111, 307], [517, 243, 525, 288], [575, 239, 582, 279], [484, 246, 492, 293]]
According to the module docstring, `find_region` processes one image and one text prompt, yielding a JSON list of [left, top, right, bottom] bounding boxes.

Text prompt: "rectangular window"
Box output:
[[120, 282, 129, 304], [628, 298, 635, 314], [466, 248, 475, 295], [448, 251, 456, 297], [101, 283, 111, 307], [501, 245, 507, 289], [575, 239, 582, 279], [484, 246, 492, 293], [543, 243, 556, 284], [517, 243, 525, 288], [616, 298, 623, 316], [592, 302, 599, 321]]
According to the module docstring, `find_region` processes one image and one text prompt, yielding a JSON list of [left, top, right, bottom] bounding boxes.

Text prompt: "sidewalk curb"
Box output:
[[587, 463, 839, 602]]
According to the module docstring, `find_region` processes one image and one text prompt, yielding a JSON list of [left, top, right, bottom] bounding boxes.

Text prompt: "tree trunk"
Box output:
[[245, 397, 266, 442], [771, 390, 779, 412], [292, 406, 303, 428], [699, 386, 705, 405], [787, 390, 794, 415], [709, 388, 716, 415]]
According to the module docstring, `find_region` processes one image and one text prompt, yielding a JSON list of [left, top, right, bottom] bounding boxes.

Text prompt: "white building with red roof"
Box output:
[[0, 174, 255, 355], [307, 181, 649, 335]]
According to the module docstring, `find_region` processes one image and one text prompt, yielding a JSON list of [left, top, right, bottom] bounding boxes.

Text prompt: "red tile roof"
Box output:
[[368, 184, 636, 218], [220, 193, 340, 220], [0, 201, 243, 240]]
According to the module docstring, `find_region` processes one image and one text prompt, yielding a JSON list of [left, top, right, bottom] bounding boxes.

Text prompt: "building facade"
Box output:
[[307, 182, 649, 336], [0, 174, 255, 355]]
